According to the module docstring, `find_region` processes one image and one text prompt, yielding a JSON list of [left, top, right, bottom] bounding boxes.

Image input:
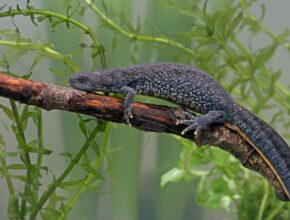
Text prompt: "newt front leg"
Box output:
[[120, 86, 136, 126]]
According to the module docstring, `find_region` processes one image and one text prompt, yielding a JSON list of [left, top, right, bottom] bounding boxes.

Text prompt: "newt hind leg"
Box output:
[[177, 110, 226, 135]]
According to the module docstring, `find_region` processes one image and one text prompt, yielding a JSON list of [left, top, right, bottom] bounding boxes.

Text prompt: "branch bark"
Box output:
[[0, 72, 285, 199]]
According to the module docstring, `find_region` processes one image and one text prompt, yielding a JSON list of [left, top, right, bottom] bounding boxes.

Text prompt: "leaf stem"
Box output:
[[36, 110, 43, 170], [30, 124, 100, 220], [257, 180, 269, 220], [265, 202, 286, 220], [0, 40, 79, 72], [10, 100, 32, 218], [239, 0, 290, 51], [0, 8, 106, 68], [57, 124, 110, 219], [0, 149, 15, 196], [84, 0, 194, 57]]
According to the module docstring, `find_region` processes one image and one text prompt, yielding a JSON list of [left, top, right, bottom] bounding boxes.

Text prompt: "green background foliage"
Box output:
[[0, 0, 290, 219]]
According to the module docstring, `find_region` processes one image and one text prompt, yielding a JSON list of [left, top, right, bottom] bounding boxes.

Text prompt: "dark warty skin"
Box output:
[[69, 63, 290, 201]]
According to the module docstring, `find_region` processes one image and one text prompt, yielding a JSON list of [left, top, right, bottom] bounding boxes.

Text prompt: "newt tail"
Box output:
[[224, 106, 290, 200]]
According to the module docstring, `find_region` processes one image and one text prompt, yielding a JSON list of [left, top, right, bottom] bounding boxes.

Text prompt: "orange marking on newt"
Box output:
[[224, 122, 290, 199]]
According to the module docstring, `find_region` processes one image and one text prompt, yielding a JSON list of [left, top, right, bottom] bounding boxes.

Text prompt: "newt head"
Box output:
[[69, 71, 113, 93]]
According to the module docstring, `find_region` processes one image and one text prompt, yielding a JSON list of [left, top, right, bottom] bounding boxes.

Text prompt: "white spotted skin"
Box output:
[[118, 63, 237, 114]]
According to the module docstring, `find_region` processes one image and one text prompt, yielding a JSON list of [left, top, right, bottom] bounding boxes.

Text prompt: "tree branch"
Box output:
[[0, 72, 285, 199]]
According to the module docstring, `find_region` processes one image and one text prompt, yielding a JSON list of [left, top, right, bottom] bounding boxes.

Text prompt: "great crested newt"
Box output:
[[69, 63, 290, 201]]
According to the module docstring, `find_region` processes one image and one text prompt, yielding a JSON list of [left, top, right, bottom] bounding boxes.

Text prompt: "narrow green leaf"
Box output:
[[41, 165, 49, 173], [91, 141, 100, 157], [8, 163, 26, 170], [42, 209, 61, 220], [27, 147, 52, 155], [59, 178, 86, 189], [5, 151, 19, 157], [255, 45, 276, 68], [135, 15, 142, 33], [21, 72, 32, 79], [0, 134, 5, 146], [0, 104, 14, 120], [111, 35, 118, 50], [77, 115, 87, 137], [161, 167, 184, 187], [10, 174, 26, 182], [271, 70, 282, 83], [49, 67, 65, 77], [227, 11, 243, 37], [51, 19, 65, 29], [0, 4, 7, 12], [30, 14, 38, 26], [260, 4, 266, 20], [8, 196, 20, 219], [0, 59, 9, 68], [9, 49, 27, 64], [15, 132, 28, 150], [27, 54, 43, 73], [82, 152, 90, 165], [80, 164, 103, 179], [87, 180, 101, 191], [42, 192, 62, 219], [60, 152, 73, 161], [37, 14, 49, 22]]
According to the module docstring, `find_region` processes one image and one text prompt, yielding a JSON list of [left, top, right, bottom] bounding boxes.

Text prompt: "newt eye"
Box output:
[[78, 76, 87, 83]]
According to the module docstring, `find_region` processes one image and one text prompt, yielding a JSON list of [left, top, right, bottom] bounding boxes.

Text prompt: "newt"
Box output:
[[69, 63, 290, 201]]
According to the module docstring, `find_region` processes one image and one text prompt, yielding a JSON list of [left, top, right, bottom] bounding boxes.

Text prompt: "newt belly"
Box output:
[[224, 121, 290, 200]]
